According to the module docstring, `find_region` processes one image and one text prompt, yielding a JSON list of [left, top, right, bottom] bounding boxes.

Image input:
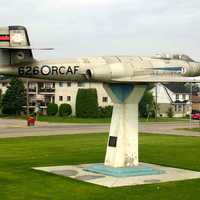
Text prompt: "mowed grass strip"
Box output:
[[176, 127, 200, 132], [37, 115, 188, 124], [0, 133, 200, 200]]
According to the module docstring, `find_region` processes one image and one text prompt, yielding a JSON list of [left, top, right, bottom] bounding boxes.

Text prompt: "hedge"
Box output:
[[76, 88, 98, 118], [98, 106, 113, 118]]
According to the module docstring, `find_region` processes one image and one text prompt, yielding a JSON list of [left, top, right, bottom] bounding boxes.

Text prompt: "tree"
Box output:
[[76, 89, 98, 118], [59, 103, 72, 117], [47, 103, 58, 116], [1, 77, 26, 115], [185, 83, 200, 94], [139, 91, 155, 118]]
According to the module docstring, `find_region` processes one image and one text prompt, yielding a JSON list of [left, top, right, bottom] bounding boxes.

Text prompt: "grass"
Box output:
[[37, 115, 188, 124], [37, 115, 111, 123], [0, 133, 200, 199], [139, 117, 188, 122], [176, 127, 200, 132]]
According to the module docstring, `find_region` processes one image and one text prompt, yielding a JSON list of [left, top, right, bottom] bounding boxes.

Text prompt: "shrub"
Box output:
[[59, 103, 72, 117], [98, 106, 113, 118], [76, 89, 98, 118], [167, 107, 174, 118], [47, 103, 58, 116]]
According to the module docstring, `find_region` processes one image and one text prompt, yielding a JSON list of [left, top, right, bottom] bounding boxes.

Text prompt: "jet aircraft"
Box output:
[[0, 26, 200, 84]]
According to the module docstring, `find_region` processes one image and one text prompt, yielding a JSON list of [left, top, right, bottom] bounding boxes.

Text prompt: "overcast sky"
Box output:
[[1, 0, 200, 60]]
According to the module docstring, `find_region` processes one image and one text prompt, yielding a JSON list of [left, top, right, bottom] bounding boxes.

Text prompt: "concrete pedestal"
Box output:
[[103, 84, 146, 167], [34, 163, 200, 188]]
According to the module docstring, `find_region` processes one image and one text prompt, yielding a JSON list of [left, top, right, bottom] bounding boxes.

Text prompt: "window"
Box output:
[[182, 94, 186, 100], [59, 82, 64, 87], [175, 104, 182, 112], [102, 97, 108, 102], [175, 105, 178, 112], [183, 104, 186, 112], [59, 96, 63, 101], [45, 83, 51, 89], [67, 82, 71, 87], [178, 104, 182, 112], [67, 96, 71, 101], [176, 94, 179, 100]]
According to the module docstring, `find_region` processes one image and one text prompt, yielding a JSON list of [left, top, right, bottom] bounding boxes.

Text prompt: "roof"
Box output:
[[163, 83, 191, 94]]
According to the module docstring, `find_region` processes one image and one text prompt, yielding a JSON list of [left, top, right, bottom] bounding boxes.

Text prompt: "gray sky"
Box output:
[[1, 0, 200, 60]]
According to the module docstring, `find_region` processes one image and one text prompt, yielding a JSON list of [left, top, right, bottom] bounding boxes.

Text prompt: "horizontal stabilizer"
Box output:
[[0, 46, 54, 50]]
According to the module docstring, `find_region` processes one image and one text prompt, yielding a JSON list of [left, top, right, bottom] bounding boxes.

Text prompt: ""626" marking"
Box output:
[[18, 66, 40, 76]]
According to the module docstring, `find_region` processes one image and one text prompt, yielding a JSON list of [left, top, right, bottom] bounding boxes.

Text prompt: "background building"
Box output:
[[54, 82, 112, 115], [192, 95, 200, 112], [0, 78, 112, 115], [151, 83, 192, 117], [0, 77, 199, 117]]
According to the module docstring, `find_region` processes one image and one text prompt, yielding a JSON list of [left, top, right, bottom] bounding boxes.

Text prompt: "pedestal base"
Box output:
[[85, 164, 165, 177], [34, 163, 200, 188]]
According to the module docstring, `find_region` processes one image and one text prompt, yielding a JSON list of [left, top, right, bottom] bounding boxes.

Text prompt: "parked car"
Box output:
[[192, 113, 200, 120]]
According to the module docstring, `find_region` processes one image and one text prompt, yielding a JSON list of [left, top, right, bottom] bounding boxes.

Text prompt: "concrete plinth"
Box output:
[[34, 163, 200, 188], [85, 164, 164, 177]]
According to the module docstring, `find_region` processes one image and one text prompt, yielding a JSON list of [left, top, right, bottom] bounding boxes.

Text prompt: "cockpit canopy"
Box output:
[[153, 54, 194, 62]]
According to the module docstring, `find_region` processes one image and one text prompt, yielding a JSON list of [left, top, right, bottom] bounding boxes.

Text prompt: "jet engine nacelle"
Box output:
[[85, 63, 131, 82], [183, 63, 200, 77]]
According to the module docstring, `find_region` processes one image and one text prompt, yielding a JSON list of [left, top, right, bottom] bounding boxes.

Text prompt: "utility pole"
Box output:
[[189, 82, 193, 129], [26, 79, 29, 117], [155, 83, 158, 119]]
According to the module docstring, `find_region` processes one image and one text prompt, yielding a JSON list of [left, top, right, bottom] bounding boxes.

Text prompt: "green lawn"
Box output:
[[37, 115, 188, 124], [37, 115, 111, 123], [139, 117, 188, 123], [176, 127, 200, 132], [0, 133, 200, 200]]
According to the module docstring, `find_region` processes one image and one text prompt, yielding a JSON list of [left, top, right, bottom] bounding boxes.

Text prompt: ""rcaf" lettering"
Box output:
[[18, 65, 79, 76]]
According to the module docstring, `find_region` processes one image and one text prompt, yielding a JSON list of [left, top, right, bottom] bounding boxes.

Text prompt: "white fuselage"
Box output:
[[0, 55, 200, 83]]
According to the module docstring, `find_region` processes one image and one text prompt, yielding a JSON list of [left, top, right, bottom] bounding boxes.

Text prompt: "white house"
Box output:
[[151, 83, 191, 117]]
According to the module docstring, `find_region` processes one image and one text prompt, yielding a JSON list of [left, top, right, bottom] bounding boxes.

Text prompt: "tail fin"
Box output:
[[0, 26, 33, 65]]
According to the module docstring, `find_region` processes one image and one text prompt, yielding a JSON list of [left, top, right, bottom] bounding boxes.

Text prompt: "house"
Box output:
[[151, 83, 192, 117], [192, 95, 200, 113], [0, 78, 112, 115]]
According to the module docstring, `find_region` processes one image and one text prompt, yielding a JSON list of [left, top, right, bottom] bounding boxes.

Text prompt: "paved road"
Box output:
[[0, 118, 199, 138]]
